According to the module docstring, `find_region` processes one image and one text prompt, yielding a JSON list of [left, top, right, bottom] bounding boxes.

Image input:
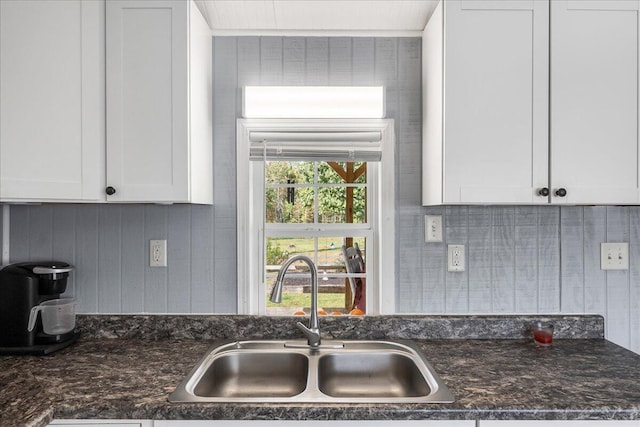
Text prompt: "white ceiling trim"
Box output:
[[195, 0, 439, 33], [208, 28, 425, 37]]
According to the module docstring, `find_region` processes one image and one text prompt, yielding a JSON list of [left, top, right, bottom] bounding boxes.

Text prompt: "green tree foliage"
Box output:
[[265, 239, 288, 265], [265, 162, 311, 223], [265, 161, 366, 224]]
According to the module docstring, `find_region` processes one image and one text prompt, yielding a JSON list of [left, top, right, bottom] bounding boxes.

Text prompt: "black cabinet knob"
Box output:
[[105, 186, 116, 196], [555, 188, 567, 197], [537, 187, 550, 197]]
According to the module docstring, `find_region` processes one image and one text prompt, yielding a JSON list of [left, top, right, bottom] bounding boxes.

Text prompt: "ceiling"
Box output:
[[194, 0, 439, 34]]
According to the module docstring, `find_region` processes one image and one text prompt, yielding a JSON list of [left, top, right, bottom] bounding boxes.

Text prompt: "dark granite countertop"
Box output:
[[2, 315, 640, 426]]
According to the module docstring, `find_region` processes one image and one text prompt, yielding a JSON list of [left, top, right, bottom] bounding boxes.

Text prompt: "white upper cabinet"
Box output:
[[423, 0, 549, 205], [423, 0, 640, 205], [0, 0, 212, 204], [0, 0, 104, 202], [106, 0, 212, 204], [550, 0, 640, 204]]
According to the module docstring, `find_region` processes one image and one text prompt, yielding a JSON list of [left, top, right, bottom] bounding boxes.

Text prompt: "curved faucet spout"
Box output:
[[269, 254, 321, 347]]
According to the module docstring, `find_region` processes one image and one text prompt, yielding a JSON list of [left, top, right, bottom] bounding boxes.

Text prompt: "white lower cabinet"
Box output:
[[49, 421, 152, 427], [49, 420, 640, 427], [155, 422, 474, 427], [480, 421, 639, 427], [49, 422, 474, 427]]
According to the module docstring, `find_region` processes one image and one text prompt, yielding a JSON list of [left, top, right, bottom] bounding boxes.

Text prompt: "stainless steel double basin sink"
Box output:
[[169, 340, 454, 404]]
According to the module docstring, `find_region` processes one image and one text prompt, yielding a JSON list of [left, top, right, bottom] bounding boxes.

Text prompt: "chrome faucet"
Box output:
[[269, 255, 321, 348]]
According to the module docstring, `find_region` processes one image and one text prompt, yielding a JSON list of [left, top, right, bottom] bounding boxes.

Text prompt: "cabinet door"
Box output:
[[106, 0, 189, 202], [49, 420, 152, 427], [551, 0, 640, 204], [481, 421, 639, 426], [155, 422, 474, 427], [0, 0, 103, 201], [443, 0, 549, 204]]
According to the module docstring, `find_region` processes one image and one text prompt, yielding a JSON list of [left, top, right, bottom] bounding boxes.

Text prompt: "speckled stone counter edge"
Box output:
[[75, 314, 604, 341]]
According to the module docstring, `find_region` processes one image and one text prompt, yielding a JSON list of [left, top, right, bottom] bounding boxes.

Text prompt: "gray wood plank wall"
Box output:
[[6, 37, 640, 354]]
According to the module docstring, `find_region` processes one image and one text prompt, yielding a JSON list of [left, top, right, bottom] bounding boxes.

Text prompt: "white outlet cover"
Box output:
[[150, 239, 167, 267], [601, 242, 629, 270], [447, 244, 465, 272]]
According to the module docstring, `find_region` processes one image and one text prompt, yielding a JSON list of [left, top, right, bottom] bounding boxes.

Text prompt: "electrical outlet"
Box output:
[[601, 242, 629, 270], [448, 244, 465, 272], [150, 240, 167, 267], [424, 215, 443, 242]]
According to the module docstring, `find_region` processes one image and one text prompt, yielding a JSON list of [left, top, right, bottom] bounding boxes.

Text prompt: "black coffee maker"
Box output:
[[0, 261, 77, 355]]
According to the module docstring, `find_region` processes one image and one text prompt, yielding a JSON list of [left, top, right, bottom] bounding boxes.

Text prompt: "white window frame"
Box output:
[[262, 161, 374, 314], [236, 118, 395, 315]]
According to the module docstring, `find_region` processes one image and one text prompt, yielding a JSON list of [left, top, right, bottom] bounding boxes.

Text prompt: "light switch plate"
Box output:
[[601, 242, 629, 270], [424, 215, 443, 242]]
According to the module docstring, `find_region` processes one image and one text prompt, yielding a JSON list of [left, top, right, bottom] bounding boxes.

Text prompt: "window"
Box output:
[[264, 160, 370, 315], [237, 119, 395, 315]]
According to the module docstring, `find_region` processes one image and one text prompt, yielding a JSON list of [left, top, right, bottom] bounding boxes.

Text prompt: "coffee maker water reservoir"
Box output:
[[0, 262, 77, 354]]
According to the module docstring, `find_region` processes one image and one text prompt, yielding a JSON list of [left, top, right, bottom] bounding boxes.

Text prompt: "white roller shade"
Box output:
[[249, 131, 381, 143], [249, 131, 383, 161]]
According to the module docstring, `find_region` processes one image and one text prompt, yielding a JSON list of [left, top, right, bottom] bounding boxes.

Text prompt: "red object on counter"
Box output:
[[534, 330, 553, 345]]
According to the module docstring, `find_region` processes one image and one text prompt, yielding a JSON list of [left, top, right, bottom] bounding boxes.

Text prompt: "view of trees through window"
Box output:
[[264, 161, 369, 315], [265, 161, 366, 224]]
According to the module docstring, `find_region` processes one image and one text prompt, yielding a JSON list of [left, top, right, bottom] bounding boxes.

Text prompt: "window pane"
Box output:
[[265, 236, 367, 315], [354, 164, 367, 184], [317, 236, 345, 271], [341, 236, 367, 314], [321, 162, 367, 184], [266, 187, 314, 223], [266, 237, 314, 263], [318, 186, 366, 224], [265, 161, 313, 184], [266, 275, 348, 316]]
